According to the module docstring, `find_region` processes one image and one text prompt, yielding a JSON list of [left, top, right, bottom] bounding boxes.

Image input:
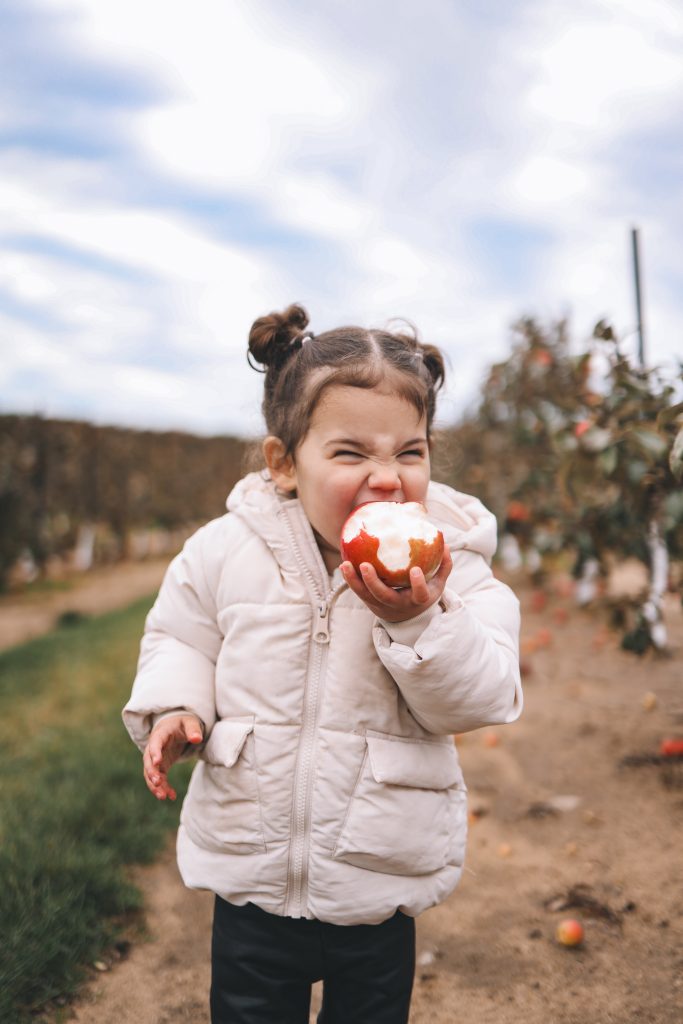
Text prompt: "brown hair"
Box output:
[[247, 303, 447, 459]]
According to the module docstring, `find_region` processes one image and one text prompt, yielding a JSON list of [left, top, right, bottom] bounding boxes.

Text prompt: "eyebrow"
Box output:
[[324, 437, 428, 449]]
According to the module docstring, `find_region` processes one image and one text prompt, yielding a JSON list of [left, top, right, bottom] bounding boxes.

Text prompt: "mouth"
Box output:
[[352, 495, 404, 512]]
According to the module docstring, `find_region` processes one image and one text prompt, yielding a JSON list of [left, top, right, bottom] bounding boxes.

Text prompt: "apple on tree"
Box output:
[[340, 501, 444, 589]]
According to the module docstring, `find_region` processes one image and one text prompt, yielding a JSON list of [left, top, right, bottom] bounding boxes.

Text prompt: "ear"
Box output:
[[263, 436, 297, 494]]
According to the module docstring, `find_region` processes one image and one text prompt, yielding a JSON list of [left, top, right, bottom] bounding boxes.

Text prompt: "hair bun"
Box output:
[[419, 343, 446, 393], [248, 303, 310, 368]]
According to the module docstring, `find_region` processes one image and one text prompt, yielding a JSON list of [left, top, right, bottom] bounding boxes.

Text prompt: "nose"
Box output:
[[366, 460, 402, 496]]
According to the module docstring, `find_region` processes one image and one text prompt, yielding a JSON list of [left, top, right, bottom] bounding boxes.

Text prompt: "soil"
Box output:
[[0, 560, 169, 652], [12, 564, 683, 1024]]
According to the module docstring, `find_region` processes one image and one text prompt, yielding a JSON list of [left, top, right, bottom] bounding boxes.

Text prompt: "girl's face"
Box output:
[[265, 384, 431, 573]]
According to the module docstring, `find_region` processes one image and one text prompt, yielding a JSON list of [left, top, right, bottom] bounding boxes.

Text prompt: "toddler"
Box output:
[[123, 304, 523, 1023]]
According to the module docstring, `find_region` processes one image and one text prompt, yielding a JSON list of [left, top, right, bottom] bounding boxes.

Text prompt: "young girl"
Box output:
[[123, 304, 523, 1024]]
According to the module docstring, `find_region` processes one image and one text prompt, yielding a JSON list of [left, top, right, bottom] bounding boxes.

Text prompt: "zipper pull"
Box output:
[[314, 601, 330, 644]]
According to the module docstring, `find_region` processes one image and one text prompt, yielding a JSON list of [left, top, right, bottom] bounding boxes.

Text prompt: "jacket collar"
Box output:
[[226, 471, 333, 599]]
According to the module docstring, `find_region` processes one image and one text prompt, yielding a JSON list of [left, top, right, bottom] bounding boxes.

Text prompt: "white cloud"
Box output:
[[525, 22, 683, 131], [2, 0, 682, 437], [0, 153, 286, 355], [510, 155, 592, 207], [40, 0, 378, 189]]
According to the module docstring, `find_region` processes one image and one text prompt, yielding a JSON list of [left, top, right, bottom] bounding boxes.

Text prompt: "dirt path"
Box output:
[[24, 570, 683, 1024], [0, 560, 168, 651]]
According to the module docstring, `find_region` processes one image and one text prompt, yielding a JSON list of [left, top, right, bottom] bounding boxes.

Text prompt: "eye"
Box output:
[[399, 449, 426, 458], [333, 450, 363, 459]]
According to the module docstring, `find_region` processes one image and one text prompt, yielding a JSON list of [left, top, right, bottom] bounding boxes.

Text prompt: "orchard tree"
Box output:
[[556, 321, 683, 652], [446, 316, 683, 653], [451, 317, 588, 562]]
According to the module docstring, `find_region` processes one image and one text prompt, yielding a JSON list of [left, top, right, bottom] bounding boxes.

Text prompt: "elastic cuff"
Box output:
[[151, 708, 195, 731], [377, 601, 443, 647]]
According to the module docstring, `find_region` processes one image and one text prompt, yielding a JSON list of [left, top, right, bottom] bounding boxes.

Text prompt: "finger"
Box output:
[[358, 562, 401, 604], [143, 746, 164, 788], [409, 566, 431, 604], [143, 745, 157, 780], [144, 762, 176, 800], [181, 716, 203, 745], [147, 729, 167, 768], [436, 545, 453, 581], [340, 561, 369, 599]]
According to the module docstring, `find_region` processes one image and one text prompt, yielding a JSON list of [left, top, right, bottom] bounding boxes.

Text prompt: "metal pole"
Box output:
[[631, 226, 645, 367]]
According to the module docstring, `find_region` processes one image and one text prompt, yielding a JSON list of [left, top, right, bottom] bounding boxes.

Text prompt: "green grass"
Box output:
[[0, 598, 195, 1023]]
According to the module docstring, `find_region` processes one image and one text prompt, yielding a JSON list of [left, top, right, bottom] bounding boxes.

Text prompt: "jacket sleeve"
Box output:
[[122, 523, 223, 753], [372, 549, 522, 735]]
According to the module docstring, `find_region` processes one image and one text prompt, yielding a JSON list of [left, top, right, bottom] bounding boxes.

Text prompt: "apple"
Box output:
[[556, 919, 584, 947], [341, 501, 444, 589], [531, 349, 553, 368], [506, 499, 531, 523], [660, 738, 683, 757], [535, 627, 553, 648]]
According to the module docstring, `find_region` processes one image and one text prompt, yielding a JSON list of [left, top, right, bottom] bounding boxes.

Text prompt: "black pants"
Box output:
[[211, 896, 415, 1024]]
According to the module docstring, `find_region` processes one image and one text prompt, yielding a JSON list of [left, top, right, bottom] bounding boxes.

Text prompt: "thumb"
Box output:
[[182, 716, 203, 744]]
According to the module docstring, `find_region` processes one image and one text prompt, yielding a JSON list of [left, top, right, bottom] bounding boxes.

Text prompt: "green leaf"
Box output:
[[629, 428, 669, 459], [593, 319, 616, 342], [658, 401, 683, 430], [580, 426, 612, 453], [599, 447, 618, 476], [627, 460, 648, 484], [670, 425, 683, 482]]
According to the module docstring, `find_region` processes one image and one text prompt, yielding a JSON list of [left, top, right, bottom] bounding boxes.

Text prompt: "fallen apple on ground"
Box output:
[[341, 501, 444, 589], [535, 627, 553, 647], [660, 738, 683, 757], [556, 918, 585, 946]]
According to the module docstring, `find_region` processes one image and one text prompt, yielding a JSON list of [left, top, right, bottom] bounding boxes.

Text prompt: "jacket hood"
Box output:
[[424, 479, 498, 564], [226, 471, 498, 565]]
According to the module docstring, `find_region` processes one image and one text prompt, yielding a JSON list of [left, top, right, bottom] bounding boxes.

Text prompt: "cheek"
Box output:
[[309, 478, 353, 524], [405, 466, 430, 500]]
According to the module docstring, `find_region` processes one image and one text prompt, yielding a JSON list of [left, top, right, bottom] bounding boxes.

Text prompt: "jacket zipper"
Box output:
[[279, 507, 345, 917]]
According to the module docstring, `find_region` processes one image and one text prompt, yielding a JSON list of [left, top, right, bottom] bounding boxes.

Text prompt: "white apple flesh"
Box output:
[[340, 501, 445, 589]]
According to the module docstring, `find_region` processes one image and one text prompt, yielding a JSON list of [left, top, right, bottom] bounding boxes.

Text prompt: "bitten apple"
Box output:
[[341, 501, 444, 589]]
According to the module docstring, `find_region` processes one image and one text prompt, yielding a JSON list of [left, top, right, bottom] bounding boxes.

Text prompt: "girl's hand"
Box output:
[[143, 714, 203, 801], [341, 545, 453, 623]]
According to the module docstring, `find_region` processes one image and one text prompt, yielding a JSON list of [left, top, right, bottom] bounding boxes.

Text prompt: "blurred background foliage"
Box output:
[[2, 319, 682, 651], [0, 417, 248, 588]]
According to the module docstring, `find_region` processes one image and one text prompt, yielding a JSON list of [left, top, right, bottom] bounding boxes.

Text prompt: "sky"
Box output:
[[1, 0, 682, 438]]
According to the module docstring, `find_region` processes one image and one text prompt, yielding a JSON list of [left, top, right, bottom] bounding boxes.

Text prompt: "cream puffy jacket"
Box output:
[[123, 471, 522, 926]]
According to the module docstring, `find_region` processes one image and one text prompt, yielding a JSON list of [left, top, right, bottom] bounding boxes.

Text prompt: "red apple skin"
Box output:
[[660, 738, 683, 757], [556, 919, 585, 947], [340, 504, 444, 589]]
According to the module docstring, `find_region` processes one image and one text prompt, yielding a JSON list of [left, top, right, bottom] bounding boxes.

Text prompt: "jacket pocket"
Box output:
[[182, 717, 266, 853], [333, 734, 467, 876]]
